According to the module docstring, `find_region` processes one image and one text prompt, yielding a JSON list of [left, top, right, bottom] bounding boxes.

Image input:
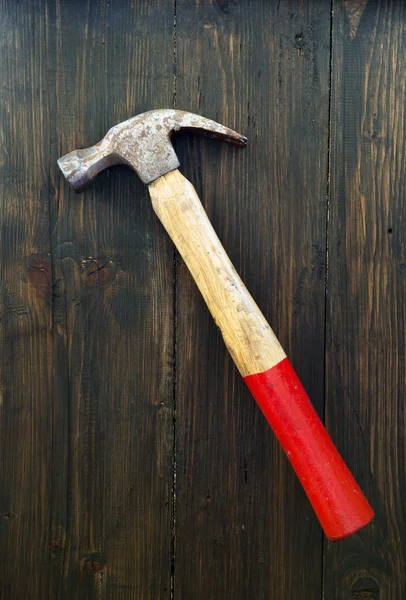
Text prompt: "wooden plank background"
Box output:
[[0, 1, 404, 598]]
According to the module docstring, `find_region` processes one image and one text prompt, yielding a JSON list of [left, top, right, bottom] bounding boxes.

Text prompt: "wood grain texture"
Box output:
[[0, 3, 55, 597], [325, 1, 406, 598], [55, 2, 175, 597], [174, 1, 331, 598], [1, 1, 175, 598], [1, 0, 404, 598], [149, 169, 286, 377]]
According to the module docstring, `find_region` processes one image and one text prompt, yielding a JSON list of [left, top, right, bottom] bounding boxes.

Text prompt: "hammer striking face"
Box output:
[[58, 109, 247, 190], [58, 108, 373, 540]]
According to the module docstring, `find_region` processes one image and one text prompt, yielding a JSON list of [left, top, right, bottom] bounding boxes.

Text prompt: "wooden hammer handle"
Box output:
[[149, 168, 373, 540]]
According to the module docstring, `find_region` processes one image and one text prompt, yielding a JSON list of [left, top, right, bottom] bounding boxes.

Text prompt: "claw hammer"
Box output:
[[58, 109, 373, 540]]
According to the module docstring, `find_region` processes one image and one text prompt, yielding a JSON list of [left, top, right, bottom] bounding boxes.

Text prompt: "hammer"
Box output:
[[58, 109, 373, 540]]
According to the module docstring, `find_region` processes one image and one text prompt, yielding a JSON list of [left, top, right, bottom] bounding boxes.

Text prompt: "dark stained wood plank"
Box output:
[[52, 1, 175, 598], [1, 1, 175, 599], [325, 1, 406, 598], [0, 2, 57, 598], [3, 1, 404, 598], [174, 1, 331, 597]]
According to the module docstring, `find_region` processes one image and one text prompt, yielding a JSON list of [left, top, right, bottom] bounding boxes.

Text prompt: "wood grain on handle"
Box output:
[[149, 169, 286, 377], [149, 168, 374, 540]]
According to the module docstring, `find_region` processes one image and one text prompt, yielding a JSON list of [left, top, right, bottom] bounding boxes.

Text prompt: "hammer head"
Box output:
[[58, 109, 247, 191]]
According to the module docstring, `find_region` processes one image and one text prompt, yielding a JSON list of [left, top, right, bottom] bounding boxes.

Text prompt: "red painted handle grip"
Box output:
[[244, 358, 373, 540]]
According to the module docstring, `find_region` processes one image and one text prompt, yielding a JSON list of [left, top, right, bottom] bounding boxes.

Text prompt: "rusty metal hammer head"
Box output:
[[57, 109, 247, 190]]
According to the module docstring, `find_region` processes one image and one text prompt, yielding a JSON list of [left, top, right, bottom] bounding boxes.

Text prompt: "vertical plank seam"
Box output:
[[46, 1, 66, 593], [99, 1, 108, 591], [322, 0, 335, 598], [171, 2, 177, 599], [54, 0, 72, 587], [46, 0, 56, 588]]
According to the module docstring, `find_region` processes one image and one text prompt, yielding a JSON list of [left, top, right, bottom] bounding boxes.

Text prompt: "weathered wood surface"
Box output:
[[174, 1, 330, 598], [0, 1, 404, 599], [1, 1, 175, 599], [324, 1, 406, 599]]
